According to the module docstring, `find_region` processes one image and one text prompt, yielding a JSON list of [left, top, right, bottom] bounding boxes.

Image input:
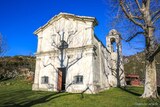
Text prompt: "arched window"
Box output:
[[110, 38, 117, 52]]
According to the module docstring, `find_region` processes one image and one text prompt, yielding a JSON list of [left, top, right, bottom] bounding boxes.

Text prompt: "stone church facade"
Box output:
[[32, 13, 126, 93]]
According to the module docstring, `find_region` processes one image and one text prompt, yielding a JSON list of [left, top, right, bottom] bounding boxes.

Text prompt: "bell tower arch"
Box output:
[[106, 29, 126, 87]]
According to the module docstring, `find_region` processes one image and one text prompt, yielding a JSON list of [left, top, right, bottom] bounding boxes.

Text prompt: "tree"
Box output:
[[0, 33, 8, 80], [0, 33, 7, 56], [110, 0, 160, 98]]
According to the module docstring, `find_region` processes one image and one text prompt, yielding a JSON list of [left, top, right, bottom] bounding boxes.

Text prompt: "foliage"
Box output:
[[0, 78, 160, 107], [124, 52, 146, 81], [124, 52, 160, 81], [0, 56, 35, 80]]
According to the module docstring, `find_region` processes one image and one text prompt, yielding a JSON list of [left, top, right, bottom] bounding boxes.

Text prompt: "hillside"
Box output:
[[0, 56, 35, 80], [124, 52, 160, 81]]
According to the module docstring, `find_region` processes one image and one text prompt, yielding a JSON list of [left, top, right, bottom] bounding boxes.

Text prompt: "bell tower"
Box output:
[[106, 29, 126, 87]]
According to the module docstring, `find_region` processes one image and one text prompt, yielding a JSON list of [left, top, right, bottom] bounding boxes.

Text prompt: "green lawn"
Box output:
[[0, 78, 160, 107]]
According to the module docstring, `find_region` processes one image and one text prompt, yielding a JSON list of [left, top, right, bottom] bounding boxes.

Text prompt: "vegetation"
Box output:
[[124, 52, 145, 81], [124, 52, 160, 81], [0, 78, 160, 107], [0, 56, 35, 69], [0, 56, 35, 80]]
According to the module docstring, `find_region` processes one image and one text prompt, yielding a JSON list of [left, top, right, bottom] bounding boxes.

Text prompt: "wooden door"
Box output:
[[57, 70, 62, 91], [57, 68, 66, 92]]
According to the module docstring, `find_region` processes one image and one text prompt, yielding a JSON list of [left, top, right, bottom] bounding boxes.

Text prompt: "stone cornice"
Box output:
[[35, 45, 95, 56]]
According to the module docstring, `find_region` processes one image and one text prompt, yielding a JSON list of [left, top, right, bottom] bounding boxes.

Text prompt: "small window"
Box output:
[[41, 76, 49, 84], [74, 75, 83, 84]]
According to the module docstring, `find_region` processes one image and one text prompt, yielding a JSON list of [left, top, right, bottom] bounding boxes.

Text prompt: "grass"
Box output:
[[0, 78, 160, 107]]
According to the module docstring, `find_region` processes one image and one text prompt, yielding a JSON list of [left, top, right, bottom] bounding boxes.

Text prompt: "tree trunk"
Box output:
[[141, 58, 159, 98], [141, 27, 159, 98]]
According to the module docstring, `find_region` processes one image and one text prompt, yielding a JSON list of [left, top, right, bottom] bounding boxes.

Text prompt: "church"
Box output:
[[32, 13, 126, 94]]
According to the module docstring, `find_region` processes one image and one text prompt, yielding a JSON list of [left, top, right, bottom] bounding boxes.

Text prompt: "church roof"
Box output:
[[34, 12, 98, 35]]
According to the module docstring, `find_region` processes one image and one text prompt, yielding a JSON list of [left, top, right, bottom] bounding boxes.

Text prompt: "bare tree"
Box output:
[[108, 0, 160, 98], [0, 33, 7, 56], [0, 33, 8, 80]]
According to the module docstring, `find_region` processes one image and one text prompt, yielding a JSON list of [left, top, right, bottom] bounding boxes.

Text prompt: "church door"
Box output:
[[57, 68, 66, 91]]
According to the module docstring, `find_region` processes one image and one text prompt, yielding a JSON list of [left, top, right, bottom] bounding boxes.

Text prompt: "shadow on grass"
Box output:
[[0, 78, 12, 82], [119, 86, 142, 96], [1, 91, 70, 107], [120, 86, 160, 97]]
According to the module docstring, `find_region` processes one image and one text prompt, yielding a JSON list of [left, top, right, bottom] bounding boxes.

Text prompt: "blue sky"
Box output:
[[0, 0, 144, 56]]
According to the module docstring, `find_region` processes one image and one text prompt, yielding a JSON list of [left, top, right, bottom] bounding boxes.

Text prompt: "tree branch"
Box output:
[[146, 0, 150, 10], [152, 15, 160, 24], [131, 15, 143, 20], [135, 0, 142, 11], [120, 0, 144, 29], [124, 32, 144, 42], [147, 45, 160, 60], [151, 10, 160, 21]]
